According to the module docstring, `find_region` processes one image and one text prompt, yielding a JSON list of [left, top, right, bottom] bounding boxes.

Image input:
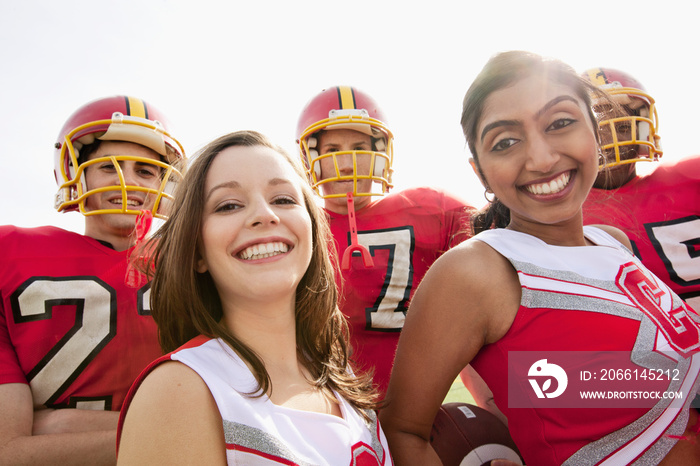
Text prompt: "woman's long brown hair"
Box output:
[[139, 130, 379, 414]]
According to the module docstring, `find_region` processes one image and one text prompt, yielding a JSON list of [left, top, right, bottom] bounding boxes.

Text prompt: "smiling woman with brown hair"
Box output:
[[117, 130, 392, 465]]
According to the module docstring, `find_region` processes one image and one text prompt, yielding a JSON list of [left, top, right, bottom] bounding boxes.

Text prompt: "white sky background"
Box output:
[[1, 0, 698, 234]]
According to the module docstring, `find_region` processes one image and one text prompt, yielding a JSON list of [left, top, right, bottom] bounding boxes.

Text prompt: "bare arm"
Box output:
[[117, 361, 227, 465], [0, 383, 117, 465], [379, 241, 520, 465], [33, 407, 118, 435], [459, 365, 508, 427]]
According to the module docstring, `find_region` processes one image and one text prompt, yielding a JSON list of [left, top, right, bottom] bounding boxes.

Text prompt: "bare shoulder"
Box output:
[[128, 361, 211, 408], [433, 237, 512, 278], [118, 361, 225, 465], [124, 360, 220, 425], [141, 359, 205, 388], [590, 224, 633, 250], [416, 237, 521, 344]]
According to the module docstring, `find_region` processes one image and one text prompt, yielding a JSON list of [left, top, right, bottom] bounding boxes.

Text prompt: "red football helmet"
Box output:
[[296, 86, 394, 199], [54, 95, 186, 219], [582, 68, 662, 168]]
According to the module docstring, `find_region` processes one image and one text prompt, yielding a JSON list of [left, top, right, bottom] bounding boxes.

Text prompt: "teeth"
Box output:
[[110, 199, 141, 206], [239, 242, 289, 261], [525, 172, 571, 195]]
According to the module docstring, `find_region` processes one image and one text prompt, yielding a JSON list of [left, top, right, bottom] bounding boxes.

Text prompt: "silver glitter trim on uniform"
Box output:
[[223, 420, 315, 466], [364, 409, 385, 459], [474, 226, 700, 466], [169, 337, 391, 465]]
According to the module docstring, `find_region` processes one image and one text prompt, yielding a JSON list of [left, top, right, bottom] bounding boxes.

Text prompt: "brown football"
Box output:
[[430, 402, 524, 466]]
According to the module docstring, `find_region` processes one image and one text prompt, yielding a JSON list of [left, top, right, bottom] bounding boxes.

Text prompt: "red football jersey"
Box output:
[[0, 225, 162, 411], [327, 187, 474, 395], [583, 156, 700, 311]]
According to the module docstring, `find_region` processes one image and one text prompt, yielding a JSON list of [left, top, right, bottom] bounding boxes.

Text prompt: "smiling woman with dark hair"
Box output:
[[380, 51, 700, 466]]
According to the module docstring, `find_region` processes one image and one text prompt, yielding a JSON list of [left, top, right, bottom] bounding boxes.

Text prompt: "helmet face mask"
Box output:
[[54, 96, 185, 219], [296, 86, 394, 199], [583, 68, 662, 169], [62, 151, 180, 219]]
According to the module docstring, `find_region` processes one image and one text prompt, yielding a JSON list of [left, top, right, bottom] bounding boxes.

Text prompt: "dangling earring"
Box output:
[[484, 187, 496, 203]]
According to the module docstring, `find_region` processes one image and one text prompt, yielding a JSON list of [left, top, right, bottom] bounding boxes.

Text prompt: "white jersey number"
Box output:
[[12, 277, 117, 409], [357, 227, 414, 330], [647, 217, 700, 285], [647, 217, 700, 310]]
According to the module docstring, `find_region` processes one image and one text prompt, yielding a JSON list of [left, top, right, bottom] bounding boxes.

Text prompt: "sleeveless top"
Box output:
[[471, 226, 700, 466], [118, 335, 392, 465]]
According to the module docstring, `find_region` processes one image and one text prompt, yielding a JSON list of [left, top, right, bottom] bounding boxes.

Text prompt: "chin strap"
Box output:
[[125, 210, 154, 288], [341, 192, 374, 270]]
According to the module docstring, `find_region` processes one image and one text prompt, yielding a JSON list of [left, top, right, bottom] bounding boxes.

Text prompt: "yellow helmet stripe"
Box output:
[[337, 86, 357, 110], [585, 68, 608, 86], [125, 96, 148, 119]]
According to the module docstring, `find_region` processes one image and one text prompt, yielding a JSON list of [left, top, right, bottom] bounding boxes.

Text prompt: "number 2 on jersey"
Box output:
[[11, 277, 148, 409]]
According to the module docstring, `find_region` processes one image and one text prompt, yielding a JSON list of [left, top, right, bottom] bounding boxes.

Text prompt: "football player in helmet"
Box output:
[[0, 95, 185, 464], [582, 68, 700, 311], [297, 86, 475, 396], [54, 95, 185, 251], [583, 68, 662, 189], [297, 85, 394, 214]]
